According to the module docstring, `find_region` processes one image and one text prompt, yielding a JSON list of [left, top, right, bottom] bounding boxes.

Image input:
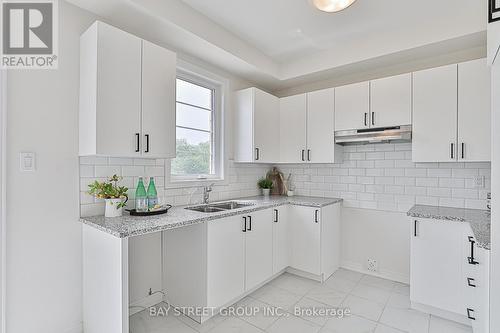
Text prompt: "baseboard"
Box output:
[[285, 267, 323, 282], [411, 301, 471, 326], [340, 260, 409, 284], [129, 292, 164, 316]]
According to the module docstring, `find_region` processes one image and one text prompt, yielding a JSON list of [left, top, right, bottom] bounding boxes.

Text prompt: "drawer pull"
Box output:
[[468, 236, 479, 265], [242, 216, 247, 232], [467, 277, 476, 288], [467, 308, 476, 321], [273, 209, 278, 223]]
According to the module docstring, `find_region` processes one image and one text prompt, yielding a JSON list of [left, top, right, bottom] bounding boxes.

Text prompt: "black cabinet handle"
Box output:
[[467, 277, 477, 287], [414, 220, 418, 237], [468, 236, 479, 265], [467, 308, 476, 320], [461, 142, 465, 159], [242, 216, 247, 232], [135, 133, 140, 152], [274, 209, 278, 223], [451, 143, 455, 159], [307, 149, 311, 161], [314, 210, 319, 223], [247, 215, 252, 231], [145, 134, 150, 153], [371, 112, 375, 126], [255, 148, 260, 161], [301, 150, 305, 161], [364, 113, 368, 126]]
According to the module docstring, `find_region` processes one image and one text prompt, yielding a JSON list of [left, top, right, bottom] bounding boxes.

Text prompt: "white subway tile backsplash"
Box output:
[[79, 143, 491, 215]]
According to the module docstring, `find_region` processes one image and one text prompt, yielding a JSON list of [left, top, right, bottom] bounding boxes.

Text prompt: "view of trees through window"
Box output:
[[171, 78, 215, 177]]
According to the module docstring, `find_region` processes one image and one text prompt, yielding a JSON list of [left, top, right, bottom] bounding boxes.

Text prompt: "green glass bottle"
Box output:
[[135, 177, 148, 212], [147, 177, 158, 209]]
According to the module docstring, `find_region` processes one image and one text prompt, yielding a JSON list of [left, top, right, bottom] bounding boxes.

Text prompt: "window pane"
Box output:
[[172, 128, 212, 176], [176, 79, 212, 109], [176, 103, 212, 131]]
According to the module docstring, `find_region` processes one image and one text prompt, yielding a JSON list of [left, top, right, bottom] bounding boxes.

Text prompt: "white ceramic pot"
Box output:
[[105, 198, 124, 218], [262, 189, 271, 197], [287, 190, 295, 197]]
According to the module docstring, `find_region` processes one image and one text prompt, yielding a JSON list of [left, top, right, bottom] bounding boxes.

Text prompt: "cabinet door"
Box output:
[[320, 204, 341, 281], [370, 73, 412, 127], [254, 89, 280, 163], [142, 40, 177, 158], [272, 207, 289, 274], [96, 22, 142, 156], [290, 206, 321, 275], [458, 59, 491, 162], [410, 218, 467, 314], [245, 209, 273, 291], [307, 88, 342, 163], [280, 94, 307, 163], [334, 82, 370, 131], [207, 215, 245, 308], [412, 64, 458, 162]]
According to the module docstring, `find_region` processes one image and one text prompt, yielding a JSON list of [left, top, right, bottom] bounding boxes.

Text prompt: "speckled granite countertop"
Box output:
[[80, 196, 343, 238], [407, 205, 491, 250]]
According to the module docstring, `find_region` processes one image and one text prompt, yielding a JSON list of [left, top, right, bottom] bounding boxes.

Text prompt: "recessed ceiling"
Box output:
[[180, 0, 486, 64]]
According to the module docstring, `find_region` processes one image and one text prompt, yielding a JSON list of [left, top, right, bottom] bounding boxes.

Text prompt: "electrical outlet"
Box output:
[[367, 258, 378, 272], [473, 176, 485, 189]]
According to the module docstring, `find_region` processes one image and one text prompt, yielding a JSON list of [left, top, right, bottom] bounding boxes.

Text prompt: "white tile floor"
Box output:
[[130, 269, 473, 333]]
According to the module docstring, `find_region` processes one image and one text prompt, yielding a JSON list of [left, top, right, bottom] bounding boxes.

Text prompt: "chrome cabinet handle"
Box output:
[[314, 210, 319, 223], [450, 143, 455, 159], [247, 215, 252, 231], [301, 150, 305, 161], [364, 113, 368, 126], [414, 220, 419, 237], [274, 209, 278, 223], [371, 112, 375, 126], [461, 143, 465, 159], [242, 216, 247, 232], [307, 149, 311, 161], [468, 236, 479, 265], [255, 148, 260, 161]]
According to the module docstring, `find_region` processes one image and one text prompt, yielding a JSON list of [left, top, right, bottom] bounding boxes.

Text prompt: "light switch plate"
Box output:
[[20, 152, 35, 172]]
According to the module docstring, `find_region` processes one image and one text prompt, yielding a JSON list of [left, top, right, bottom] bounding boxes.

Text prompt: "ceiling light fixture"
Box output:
[[312, 0, 357, 13]]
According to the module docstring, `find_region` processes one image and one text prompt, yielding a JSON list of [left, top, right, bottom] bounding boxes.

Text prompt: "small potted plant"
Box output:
[[88, 175, 129, 218], [257, 178, 273, 197]]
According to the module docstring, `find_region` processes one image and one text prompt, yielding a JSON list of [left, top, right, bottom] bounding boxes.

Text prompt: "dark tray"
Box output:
[[127, 204, 172, 216]]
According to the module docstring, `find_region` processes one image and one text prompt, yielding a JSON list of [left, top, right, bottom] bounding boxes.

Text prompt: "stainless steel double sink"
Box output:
[[185, 201, 254, 213]]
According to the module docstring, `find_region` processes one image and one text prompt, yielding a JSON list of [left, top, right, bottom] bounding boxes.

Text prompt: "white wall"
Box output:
[[6, 2, 95, 332]]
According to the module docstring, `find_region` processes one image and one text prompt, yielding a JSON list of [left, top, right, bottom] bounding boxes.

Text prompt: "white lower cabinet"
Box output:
[[462, 226, 490, 333], [290, 204, 340, 281], [410, 217, 490, 332], [207, 215, 246, 309], [243, 209, 273, 291], [164, 203, 341, 323], [272, 206, 290, 274]]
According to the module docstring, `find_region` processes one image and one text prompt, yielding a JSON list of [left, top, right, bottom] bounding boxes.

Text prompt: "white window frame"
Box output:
[[165, 61, 227, 188]]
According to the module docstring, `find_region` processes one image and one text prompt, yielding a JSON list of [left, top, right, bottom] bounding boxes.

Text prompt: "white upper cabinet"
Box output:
[[307, 88, 343, 163], [142, 41, 177, 158], [458, 59, 491, 162], [412, 64, 458, 162], [279, 94, 307, 163], [370, 73, 412, 127], [234, 88, 280, 163], [413, 60, 491, 162], [334, 81, 370, 131], [79, 21, 176, 158]]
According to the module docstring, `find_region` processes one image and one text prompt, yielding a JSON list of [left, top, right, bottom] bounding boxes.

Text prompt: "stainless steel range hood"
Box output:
[[335, 125, 412, 145]]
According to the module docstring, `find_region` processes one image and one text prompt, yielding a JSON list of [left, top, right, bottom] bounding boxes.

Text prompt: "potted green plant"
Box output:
[[257, 178, 273, 197], [88, 175, 129, 217]]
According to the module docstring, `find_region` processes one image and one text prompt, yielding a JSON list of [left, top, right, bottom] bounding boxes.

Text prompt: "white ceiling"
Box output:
[[181, 0, 486, 63], [66, 0, 487, 92]]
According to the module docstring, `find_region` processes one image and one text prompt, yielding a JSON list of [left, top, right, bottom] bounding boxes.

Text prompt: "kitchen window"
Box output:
[[170, 71, 223, 183]]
